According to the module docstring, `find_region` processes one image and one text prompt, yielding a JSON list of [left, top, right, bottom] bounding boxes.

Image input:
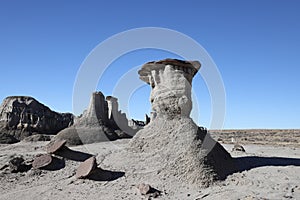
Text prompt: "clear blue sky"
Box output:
[[0, 0, 299, 129]]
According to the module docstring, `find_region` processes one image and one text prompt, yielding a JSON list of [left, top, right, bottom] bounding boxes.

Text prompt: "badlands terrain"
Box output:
[[0, 59, 299, 199], [0, 135, 299, 200]]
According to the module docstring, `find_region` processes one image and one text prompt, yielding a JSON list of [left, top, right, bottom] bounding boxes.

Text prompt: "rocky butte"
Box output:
[[129, 58, 236, 187], [0, 96, 73, 143]]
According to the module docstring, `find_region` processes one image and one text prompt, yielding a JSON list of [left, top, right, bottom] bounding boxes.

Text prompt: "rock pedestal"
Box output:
[[138, 59, 200, 118], [130, 59, 236, 187]]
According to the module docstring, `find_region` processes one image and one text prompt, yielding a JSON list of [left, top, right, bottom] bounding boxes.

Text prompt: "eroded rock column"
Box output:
[[138, 59, 201, 119], [106, 96, 118, 120], [130, 59, 236, 187]]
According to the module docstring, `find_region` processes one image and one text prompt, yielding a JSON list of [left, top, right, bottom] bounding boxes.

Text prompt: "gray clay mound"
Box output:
[[55, 126, 119, 146], [129, 116, 236, 187]]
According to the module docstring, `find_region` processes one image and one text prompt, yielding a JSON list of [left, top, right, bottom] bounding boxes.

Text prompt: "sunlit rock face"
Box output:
[[0, 96, 74, 143], [76, 91, 109, 126], [138, 59, 200, 119], [55, 92, 138, 145]]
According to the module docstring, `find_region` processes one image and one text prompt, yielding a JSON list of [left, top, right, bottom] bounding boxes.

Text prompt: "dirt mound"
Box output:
[[129, 116, 236, 187]]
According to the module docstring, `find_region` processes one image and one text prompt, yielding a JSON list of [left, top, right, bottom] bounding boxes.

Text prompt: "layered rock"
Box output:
[[139, 59, 200, 118], [129, 59, 236, 187], [0, 96, 74, 143], [55, 92, 137, 145]]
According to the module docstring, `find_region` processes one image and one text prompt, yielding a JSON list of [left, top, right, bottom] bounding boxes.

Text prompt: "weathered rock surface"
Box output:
[[129, 58, 236, 187], [139, 59, 201, 118], [75, 156, 97, 179], [0, 96, 74, 143], [55, 92, 136, 145], [32, 154, 52, 169]]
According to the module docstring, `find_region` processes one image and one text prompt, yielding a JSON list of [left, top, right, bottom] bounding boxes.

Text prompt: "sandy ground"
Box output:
[[0, 139, 299, 200], [210, 129, 300, 148]]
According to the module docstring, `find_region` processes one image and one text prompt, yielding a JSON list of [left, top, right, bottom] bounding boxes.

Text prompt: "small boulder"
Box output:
[[232, 144, 246, 152], [75, 156, 97, 179], [7, 156, 31, 173], [32, 154, 52, 169], [46, 139, 67, 154], [137, 183, 161, 198], [9, 157, 25, 172], [0, 132, 19, 144]]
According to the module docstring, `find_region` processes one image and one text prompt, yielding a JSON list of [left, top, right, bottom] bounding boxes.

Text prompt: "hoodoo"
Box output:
[[55, 92, 136, 145], [130, 59, 236, 187]]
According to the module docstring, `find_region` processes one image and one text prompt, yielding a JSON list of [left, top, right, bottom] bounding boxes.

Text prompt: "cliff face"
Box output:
[[0, 96, 74, 143]]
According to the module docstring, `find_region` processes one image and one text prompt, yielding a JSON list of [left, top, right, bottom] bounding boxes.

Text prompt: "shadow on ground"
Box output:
[[234, 156, 300, 172], [55, 147, 93, 162], [42, 157, 65, 171], [87, 168, 125, 181]]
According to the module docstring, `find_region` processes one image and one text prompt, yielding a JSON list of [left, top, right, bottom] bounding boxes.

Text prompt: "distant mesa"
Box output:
[[54, 91, 143, 145], [0, 96, 74, 144]]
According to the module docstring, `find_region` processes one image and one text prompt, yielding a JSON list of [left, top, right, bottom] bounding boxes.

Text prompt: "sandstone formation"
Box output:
[[129, 58, 236, 187], [0, 96, 74, 143], [55, 92, 139, 145]]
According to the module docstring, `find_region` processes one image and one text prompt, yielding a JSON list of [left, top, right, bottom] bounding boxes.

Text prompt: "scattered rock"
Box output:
[[32, 154, 52, 169], [137, 183, 161, 198], [0, 132, 19, 144], [9, 157, 24, 172], [283, 193, 293, 199], [8, 156, 31, 172], [46, 139, 67, 154], [75, 156, 97, 179], [137, 183, 151, 195], [232, 144, 246, 152]]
